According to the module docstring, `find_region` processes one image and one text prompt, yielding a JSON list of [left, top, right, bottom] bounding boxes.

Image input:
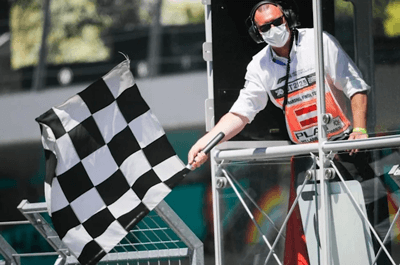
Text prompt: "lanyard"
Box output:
[[271, 29, 297, 114], [282, 54, 291, 114]]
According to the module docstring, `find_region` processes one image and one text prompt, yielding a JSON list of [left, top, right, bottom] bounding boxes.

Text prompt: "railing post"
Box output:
[[313, 0, 331, 264], [0, 234, 20, 265]]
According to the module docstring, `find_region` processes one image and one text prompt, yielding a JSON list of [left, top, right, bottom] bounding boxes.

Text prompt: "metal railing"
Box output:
[[0, 200, 204, 265]]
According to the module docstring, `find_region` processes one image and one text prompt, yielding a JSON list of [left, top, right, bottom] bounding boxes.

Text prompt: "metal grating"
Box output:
[[100, 212, 191, 264], [0, 200, 203, 265]]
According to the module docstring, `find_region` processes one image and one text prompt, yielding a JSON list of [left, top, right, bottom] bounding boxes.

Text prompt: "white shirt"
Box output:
[[230, 28, 370, 124]]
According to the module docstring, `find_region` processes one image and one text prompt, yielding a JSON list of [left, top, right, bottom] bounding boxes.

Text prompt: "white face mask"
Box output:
[[260, 23, 290, 48]]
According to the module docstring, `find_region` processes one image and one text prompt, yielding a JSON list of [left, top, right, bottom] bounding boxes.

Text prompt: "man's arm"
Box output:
[[349, 91, 368, 139], [188, 112, 249, 169], [348, 92, 368, 155]]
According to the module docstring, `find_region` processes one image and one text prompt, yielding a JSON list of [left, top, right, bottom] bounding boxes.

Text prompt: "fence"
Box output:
[[0, 200, 204, 265]]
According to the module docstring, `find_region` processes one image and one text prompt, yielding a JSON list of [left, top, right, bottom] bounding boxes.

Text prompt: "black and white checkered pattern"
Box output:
[[35, 60, 190, 265]]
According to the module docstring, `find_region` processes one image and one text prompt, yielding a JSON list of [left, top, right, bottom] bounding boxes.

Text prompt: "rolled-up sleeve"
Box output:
[[324, 32, 371, 99], [229, 80, 268, 123]]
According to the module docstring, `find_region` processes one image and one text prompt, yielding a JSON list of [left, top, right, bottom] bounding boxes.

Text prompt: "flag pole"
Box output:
[[186, 132, 225, 170]]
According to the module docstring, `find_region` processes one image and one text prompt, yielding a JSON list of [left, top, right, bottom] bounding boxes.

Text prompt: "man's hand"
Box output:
[[187, 112, 249, 170], [188, 141, 210, 170], [348, 130, 368, 156]]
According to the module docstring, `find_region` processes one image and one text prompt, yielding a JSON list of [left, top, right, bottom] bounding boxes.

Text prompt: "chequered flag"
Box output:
[[35, 60, 190, 265]]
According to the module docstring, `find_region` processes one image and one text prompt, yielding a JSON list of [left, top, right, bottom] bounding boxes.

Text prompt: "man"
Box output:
[[188, 0, 390, 263], [189, 0, 369, 167]]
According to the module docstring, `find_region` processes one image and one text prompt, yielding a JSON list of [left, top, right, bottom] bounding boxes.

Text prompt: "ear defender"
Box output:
[[245, 0, 300, 44]]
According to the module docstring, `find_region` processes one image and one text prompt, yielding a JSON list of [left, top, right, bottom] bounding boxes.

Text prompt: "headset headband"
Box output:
[[249, 0, 282, 23], [246, 0, 300, 44]]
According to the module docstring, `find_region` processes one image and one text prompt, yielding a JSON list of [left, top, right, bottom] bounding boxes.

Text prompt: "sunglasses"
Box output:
[[258, 16, 285, 33]]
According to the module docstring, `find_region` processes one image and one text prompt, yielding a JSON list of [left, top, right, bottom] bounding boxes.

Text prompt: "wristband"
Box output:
[[353, 127, 368, 134]]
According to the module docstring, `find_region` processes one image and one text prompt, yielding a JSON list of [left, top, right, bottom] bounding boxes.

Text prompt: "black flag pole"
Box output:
[[202, 132, 225, 154], [186, 132, 225, 171]]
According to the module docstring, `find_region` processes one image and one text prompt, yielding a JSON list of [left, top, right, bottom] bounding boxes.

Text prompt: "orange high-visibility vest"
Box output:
[[273, 75, 351, 144]]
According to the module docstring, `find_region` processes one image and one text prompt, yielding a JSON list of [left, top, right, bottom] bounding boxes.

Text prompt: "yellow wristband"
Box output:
[[353, 127, 368, 134]]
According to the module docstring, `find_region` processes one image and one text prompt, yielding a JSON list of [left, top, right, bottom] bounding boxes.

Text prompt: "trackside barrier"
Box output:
[[209, 135, 400, 265], [0, 200, 203, 265]]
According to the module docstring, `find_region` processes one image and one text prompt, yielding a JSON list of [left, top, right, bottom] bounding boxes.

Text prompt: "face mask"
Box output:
[[260, 23, 290, 47]]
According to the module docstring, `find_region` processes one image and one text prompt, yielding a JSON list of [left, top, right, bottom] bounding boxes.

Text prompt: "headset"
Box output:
[[246, 0, 300, 44]]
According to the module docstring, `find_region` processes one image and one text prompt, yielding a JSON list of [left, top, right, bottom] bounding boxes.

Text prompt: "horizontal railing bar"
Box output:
[[214, 143, 318, 162], [12, 252, 60, 257], [102, 248, 189, 261], [322, 134, 400, 153], [131, 227, 169, 232], [18, 201, 48, 213], [214, 135, 400, 162], [118, 240, 181, 247], [0, 221, 30, 226]]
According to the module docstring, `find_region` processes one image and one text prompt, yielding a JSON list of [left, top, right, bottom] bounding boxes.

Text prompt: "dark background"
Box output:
[[211, 0, 334, 141]]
